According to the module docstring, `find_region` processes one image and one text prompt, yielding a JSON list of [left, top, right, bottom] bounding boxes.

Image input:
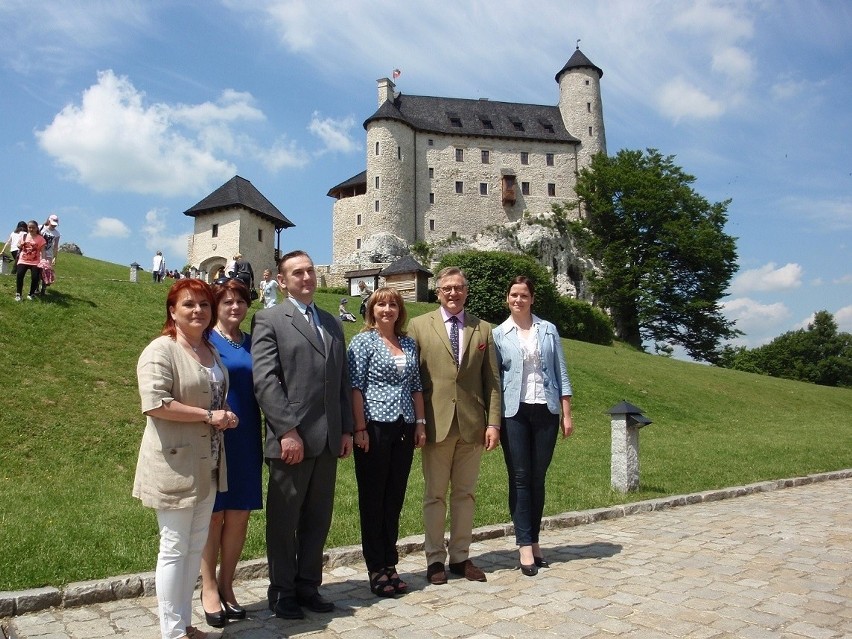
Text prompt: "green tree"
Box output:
[[573, 148, 739, 362], [718, 311, 852, 387], [436, 250, 612, 345]]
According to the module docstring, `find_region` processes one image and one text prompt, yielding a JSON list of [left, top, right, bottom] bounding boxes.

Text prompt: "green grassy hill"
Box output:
[[1, 253, 850, 590]]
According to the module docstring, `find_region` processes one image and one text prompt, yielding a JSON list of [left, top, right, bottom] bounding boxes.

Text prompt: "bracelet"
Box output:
[[415, 418, 426, 424], [205, 409, 213, 424]]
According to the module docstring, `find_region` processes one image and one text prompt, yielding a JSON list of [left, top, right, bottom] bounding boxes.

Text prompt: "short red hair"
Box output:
[[161, 279, 217, 339]]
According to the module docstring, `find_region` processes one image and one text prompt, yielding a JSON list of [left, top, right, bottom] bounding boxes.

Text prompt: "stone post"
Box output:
[[607, 401, 652, 493], [130, 262, 140, 283]]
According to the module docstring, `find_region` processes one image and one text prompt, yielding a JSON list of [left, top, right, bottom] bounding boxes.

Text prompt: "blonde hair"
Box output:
[[361, 287, 408, 336]]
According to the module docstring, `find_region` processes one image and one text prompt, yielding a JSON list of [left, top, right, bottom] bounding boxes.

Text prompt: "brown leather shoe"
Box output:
[[449, 559, 487, 582], [426, 562, 448, 585]]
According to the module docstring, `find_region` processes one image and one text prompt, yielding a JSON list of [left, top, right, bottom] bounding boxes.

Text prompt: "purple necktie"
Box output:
[[449, 315, 459, 367]]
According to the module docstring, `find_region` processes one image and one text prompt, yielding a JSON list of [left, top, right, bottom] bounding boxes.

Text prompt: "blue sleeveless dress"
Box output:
[[209, 331, 263, 511]]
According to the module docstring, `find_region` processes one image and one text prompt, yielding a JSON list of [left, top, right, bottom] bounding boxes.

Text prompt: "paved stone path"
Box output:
[[4, 477, 851, 638]]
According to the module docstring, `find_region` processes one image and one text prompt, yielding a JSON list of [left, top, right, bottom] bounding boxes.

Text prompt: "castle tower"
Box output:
[[556, 46, 607, 169], [363, 79, 416, 251]]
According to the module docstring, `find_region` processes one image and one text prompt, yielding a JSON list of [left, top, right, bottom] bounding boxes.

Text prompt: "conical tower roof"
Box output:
[[555, 47, 603, 83]]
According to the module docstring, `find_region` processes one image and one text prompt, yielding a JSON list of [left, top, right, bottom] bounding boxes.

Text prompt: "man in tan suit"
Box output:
[[408, 266, 501, 584]]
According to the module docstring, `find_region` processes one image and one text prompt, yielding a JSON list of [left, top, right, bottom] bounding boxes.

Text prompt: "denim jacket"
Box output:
[[492, 315, 572, 418]]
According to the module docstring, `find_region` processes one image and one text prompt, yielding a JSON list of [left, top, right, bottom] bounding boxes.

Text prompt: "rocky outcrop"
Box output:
[[59, 243, 83, 255]]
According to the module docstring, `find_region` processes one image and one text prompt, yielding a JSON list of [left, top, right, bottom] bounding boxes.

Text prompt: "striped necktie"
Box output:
[[449, 315, 460, 367]]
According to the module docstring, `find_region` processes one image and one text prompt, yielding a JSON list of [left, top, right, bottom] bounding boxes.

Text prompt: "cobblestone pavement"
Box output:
[[5, 477, 851, 639]]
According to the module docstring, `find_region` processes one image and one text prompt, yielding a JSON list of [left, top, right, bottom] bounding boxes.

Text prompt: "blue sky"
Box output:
[[2, 0, 850, 348]]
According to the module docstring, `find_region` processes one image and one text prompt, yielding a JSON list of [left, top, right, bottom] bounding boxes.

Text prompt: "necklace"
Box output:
[[216, 327, 244, 349]]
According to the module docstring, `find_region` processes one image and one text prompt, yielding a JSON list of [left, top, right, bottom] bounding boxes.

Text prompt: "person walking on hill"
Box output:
[[1, 220, 27, 275], [37, 214, 60, 296], [233, 254, 254, 293], [259, 269, 279, 308], [133, 278, 238, 639], [493, 275, 573, 576], [14, 221, 46, 301], [152, 251, 166, 283]]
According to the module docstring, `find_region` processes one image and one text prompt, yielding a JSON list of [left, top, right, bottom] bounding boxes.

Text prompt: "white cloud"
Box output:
[[256, 138, 311, 171], [142, 208, 189, 263], [35, 70, 237, 197], [835, 305, 852, 333], [730, 262, 803, 294], [658, 78, 725, 121], [92, 217, 130, 238], [834, 274, 852, 285], [781, 196, 852, 231], [711, 46, 753, 84], [722, 297, 790, 346], [308, 112, 359, 154]]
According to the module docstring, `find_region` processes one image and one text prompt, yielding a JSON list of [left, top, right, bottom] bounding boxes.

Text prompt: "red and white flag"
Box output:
[[392, 68, 401, 80]]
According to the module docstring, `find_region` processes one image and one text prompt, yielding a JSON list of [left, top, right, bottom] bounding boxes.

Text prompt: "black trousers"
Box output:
[[16, 264, 40, 296], [266, 450, 337, 602], [353, 418, 416, 572]]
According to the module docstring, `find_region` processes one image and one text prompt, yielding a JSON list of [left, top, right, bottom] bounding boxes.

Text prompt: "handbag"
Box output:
[[250, 287, 259, 301]]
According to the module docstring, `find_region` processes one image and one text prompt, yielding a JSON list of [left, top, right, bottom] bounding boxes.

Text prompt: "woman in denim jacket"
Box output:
[[492, 276, 573, 577]]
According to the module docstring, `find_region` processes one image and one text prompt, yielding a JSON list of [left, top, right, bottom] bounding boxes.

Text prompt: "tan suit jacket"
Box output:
[[408, 309, 501, 443]]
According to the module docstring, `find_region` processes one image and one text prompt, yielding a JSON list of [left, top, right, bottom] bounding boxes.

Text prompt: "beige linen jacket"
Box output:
[[132, 335, 229, 509]]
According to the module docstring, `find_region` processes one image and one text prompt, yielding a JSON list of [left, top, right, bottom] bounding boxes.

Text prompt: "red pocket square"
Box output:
[[478, 343, 487, 351]]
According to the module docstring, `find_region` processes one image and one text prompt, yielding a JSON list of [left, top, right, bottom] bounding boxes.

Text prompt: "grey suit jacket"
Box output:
[[252, 298, 354, 459]]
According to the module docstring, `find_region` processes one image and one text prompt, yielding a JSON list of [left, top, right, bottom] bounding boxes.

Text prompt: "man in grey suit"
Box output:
[[252, 250, 354, 619]]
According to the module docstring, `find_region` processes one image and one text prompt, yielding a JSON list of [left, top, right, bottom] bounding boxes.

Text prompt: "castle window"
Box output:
[[502, 175, 516, 205], [451, 231, 457, 239], [520, 152, 529, 165], [548, 183, 556, 197], [585, 80, 590, 86], [587, 102, 592, 113], [539, 119, 554, 133], [375, 141, 379, 155], [521, 181, 530, 195], [357, 238, 361, 249], [429, 167, 434, 178], [455, 181, 463, 194], [211, 223, 218, 238], [481, 150, 489, 164], [428, 139, 434, 146], [589, 126, 593, 136], [375, 200, 380, 212], [356, 214, 362, 225], [511, 118, 524, 131], [429, 219, 435, 231], [398, 146, 401, 159], [546, 153, 554, 166], [258, 229, 263, 242], [479, 183, 488, 196], [482, 119, 493, 129], [429, 192, 435, 204], [375, 176, 380, 189], [446, 111, 462, 127], [455, 148, 464, 162]]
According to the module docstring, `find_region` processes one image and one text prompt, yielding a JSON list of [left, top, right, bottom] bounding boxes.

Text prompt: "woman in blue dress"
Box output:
[[200, 279, 262, 626]]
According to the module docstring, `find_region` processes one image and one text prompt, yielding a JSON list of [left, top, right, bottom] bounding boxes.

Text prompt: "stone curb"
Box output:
[[1, 468, 849, 620]]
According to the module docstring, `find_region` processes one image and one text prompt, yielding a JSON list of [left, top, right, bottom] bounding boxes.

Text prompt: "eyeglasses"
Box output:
[[438, 285, 466, 294]]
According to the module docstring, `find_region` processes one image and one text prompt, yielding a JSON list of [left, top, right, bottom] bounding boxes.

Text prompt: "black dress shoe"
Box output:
[[296, 592, 335, 613], [200, 590, 226, 628], [534, 556, 550, 568], [222, 599, 246, 619], [519, 562, 539, 577], [270, 596, 304, 620]]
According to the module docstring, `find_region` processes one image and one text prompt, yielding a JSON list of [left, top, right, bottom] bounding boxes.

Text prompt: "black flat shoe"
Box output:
[[534, 556, 549, 568], [200, 590, 226, 628], [519, 563, 539, 577]]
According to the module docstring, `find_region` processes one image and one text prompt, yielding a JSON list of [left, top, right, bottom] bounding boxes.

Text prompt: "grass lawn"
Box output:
[[0, 253, 850, 591]]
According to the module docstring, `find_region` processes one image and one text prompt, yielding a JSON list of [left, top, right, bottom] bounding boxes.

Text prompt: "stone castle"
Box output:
[[327, 46, 606, 297]]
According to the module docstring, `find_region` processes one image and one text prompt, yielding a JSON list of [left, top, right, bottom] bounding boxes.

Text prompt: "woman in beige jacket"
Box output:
[[134, 279, 238, 639]]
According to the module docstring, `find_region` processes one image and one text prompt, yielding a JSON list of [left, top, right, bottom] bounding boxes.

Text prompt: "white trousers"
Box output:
[[155, 489, 215, 639]]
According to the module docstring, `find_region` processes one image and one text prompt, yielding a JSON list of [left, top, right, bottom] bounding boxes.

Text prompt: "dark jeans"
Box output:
[[16, 264, 41, 296], [501, 402, 559, 546], [353, 418, 415, 572]]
